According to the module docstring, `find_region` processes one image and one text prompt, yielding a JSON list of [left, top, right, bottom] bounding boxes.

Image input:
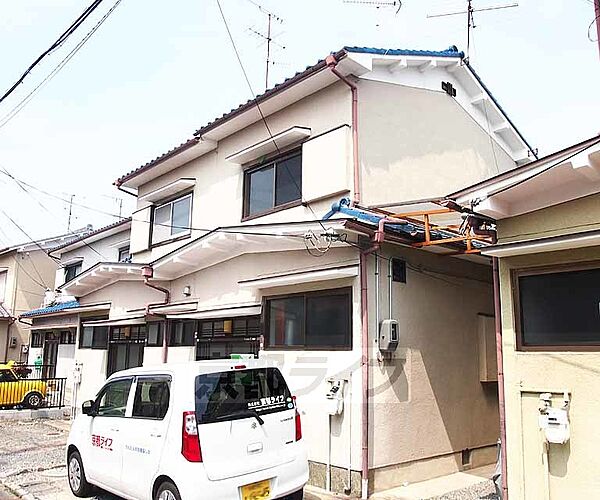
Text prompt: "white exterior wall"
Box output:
[[56, 228, 131, 288], [131, 81, 352, 262]]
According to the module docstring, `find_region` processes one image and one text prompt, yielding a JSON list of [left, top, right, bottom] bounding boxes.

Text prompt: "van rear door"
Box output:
[[195, 367, 297, 481]]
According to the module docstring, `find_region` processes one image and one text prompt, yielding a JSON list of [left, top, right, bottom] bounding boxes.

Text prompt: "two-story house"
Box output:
[[0, 228, 92, 364], [22, 46, 535, 496]]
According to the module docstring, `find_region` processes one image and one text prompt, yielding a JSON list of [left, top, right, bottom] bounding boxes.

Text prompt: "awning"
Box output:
[[81, 316, 146, 327], [166, 303, 261, 320], [238, 264, 359, 289], [29, 322, 78, 330], [148, 302, 198, 314]]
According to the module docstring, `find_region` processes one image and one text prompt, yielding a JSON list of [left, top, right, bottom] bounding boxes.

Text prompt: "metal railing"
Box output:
[[12, 363, 56, 380], [0, 376, 67, 410]]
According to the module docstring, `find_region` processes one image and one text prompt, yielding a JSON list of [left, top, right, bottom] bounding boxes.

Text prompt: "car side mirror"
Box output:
[[81, 400, 95, 416]]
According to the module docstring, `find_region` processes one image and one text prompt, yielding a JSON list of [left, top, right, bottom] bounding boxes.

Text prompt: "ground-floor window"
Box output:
[[515, 265, 600, 349], [30, 331, 43, 348], [107, 325, 146, 376], [80, 325, 109, 349], [264, 287, 352, 350], [196, 316, 260, 360]]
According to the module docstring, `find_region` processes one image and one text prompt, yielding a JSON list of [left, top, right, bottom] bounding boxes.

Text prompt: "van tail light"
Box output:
[[182, 411, 202, 462], [293, 396, 302, 441]]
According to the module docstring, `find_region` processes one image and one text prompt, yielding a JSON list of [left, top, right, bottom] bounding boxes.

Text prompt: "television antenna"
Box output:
[[427, 1, 518, 60], [244, 0, 285, 91]]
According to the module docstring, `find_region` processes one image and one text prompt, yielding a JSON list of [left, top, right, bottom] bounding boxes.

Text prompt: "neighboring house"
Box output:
[[0, 228, 92, 363], [22, 219, 131, 389], [22, 46, 534, 495], [450, 135, 600, 498]]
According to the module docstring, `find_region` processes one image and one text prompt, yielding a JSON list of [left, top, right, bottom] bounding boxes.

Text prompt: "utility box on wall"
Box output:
[[477, 314, 497, 382]]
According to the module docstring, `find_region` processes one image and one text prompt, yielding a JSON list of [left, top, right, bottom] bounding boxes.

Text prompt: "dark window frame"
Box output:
[[30, 331, 44, 348], [151, 191, 193, 247], [79, 325, 109, 350], [146, 322, 164, 347], [168, 319, 196, 346], [242, 149, 302, 220], [512, 262, 600, 351], [64, 262, 82, 283], [60, 330, 76, 345], [118, 245, 131, 263], [264, 287, 353, 351]]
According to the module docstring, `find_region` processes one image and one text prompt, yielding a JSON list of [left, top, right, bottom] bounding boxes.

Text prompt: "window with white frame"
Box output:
[[152, 193, 192, 245]]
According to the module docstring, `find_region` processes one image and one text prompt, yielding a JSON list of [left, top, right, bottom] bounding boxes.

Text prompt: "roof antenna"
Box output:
[[244, 0, 285, 91], [342, 1, 402, 28], [427, 1, 518, 61]]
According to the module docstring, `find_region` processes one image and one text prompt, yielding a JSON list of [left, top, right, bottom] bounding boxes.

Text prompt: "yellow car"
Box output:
[[0, 361, 47, 409]]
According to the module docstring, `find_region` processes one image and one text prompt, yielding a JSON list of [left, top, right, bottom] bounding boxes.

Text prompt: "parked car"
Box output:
[[66, 360, 308, 500], [0, 361, 47, 409]]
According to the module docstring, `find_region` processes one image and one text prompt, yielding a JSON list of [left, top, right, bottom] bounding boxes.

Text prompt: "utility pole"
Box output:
[[67, 194, 75, 232], [427, 2, 518, 61], [595, 0, 600, 59]]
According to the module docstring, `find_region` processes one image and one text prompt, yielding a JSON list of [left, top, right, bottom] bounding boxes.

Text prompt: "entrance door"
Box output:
[[42, 333, 59, 378], [106, 326, 146, 376]]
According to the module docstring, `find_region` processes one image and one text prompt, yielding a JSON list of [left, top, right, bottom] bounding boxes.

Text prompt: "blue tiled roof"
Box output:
[[21, 300, 80, 318], [344, 45, 465, 58]]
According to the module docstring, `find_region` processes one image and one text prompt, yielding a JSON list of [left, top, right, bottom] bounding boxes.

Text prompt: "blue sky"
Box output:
[[0, 0, 598, 244]]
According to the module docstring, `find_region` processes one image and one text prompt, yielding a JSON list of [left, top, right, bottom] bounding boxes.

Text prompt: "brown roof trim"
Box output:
[[114, 49, 348, 187]]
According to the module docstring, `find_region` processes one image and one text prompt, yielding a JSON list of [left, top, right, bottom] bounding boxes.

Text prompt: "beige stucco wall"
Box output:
[[358, 79, 515, 206], [497, 192, 600, 244], [0, 249, 57, 362], [132, 81, 352, 262], [368, 244, 498, 489], [497, 193, 600, 498]]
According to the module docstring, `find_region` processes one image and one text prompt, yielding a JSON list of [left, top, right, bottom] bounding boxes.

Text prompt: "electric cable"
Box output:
[[0, 0, 105, 105], [0, 0, 124, 129]]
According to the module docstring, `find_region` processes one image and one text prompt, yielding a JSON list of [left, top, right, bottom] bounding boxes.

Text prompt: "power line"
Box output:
[[0, 0, 105, 106], [0, 0, 124, 129], [0, 209, 61, 263], [215, 0, 327, 232]]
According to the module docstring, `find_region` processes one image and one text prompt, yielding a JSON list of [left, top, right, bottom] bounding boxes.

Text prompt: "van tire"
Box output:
[[23, 392, 44, 409], [67, 451, 93, 497], [155, 481, 181, 500], [285, 489, 303, 500]]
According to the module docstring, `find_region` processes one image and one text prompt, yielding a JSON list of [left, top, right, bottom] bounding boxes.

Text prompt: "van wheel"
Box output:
[[155, 481, 181, 500], [68, 451, 93, 497], [24, 392, 43, 409], [285, 489, 303, 500]]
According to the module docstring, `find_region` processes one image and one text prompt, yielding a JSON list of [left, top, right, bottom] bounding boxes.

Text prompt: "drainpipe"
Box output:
[[141, 266, 170, 363], [327, 53, 371, 498], [493, 256, 508, 499], [325, 54, 360, 205]]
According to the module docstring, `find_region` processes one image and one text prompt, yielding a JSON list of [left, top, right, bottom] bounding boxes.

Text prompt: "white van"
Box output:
[[66, 360, 308, 500]]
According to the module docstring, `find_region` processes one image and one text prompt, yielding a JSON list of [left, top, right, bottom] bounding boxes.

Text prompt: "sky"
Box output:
[[0, 0, 598, 245]]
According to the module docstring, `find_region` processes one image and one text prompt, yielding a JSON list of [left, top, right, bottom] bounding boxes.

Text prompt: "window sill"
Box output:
[[151, 232, 191, 249], [242, 200, 303, 222]]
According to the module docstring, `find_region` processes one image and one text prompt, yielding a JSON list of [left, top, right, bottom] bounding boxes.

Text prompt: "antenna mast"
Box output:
[[245, 0, 284, 91], [427, 1, 518, 60]]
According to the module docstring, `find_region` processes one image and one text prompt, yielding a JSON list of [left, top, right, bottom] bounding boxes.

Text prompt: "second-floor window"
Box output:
[[243, 150, 302, 218], [118, 245, 131, 262], [64, 262, 82, 282], [152, 193, 192, 245]]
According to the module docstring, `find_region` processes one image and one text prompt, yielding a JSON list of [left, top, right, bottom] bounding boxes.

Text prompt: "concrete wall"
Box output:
[[131, 81, 352, 262], [358, 79, 515, 206], [0, 249, 57, 362], [499, 240, 600, 498], [367, 244, 498, 490]]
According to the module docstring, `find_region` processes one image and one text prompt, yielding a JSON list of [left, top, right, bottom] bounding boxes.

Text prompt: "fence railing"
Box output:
[[0, 377, 67, 410]]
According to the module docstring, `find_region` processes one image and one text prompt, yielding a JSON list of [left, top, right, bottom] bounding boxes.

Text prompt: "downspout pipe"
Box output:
[[327, 53, 370, 498], [141, 266, 170, 363], [325, 54, 360, 206], [493, 256, 508, 499]]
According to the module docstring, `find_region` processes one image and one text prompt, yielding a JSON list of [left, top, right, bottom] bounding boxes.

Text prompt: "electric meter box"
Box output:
[[379, 319, 399, 352]]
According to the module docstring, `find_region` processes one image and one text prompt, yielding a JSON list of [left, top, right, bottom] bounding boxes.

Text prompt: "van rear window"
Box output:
[[195, 368, 293, 424]]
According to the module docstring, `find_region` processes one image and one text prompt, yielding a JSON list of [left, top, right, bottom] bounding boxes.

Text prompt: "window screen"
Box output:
[[132, 378, 170, 419], [518, 267, 600, 347], [195, 367, 292, 424]]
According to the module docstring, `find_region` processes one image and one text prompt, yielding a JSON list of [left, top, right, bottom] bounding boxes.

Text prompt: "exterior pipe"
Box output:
[[327, 53, 369, 498], [493, 256, 508, 499], [142, 267, 170, 364], [325, 55, 360, 205]]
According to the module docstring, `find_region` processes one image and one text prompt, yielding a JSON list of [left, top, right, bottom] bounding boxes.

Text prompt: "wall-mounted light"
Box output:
[[183, 285, 192, 297]]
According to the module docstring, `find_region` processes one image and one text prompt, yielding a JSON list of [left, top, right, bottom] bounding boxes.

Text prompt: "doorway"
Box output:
[[42, 332, 59, 378]]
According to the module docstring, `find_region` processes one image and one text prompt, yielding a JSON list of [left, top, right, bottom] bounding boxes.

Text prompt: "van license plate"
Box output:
[[241, 479, 270, 500]]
